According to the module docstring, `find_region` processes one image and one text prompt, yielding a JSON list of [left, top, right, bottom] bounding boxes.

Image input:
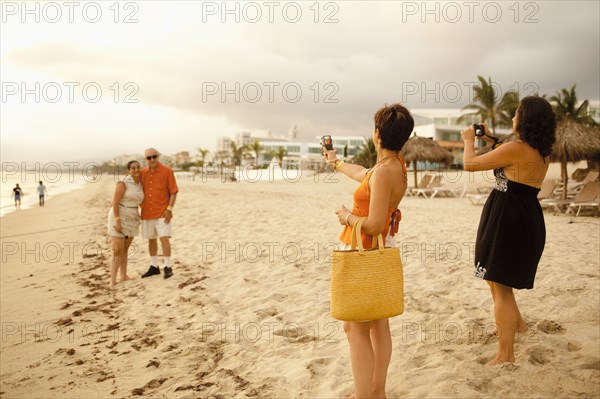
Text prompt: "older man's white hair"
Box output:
[[144, 148, 160, 156]]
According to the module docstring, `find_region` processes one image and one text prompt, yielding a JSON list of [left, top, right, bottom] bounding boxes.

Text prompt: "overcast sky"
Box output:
[[1, 0, 599, 163]]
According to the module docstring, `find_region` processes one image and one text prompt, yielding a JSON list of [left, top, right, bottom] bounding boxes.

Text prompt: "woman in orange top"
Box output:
[[324, 103, 413, 399]]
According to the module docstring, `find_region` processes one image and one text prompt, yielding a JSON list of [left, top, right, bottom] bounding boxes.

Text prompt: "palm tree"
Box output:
[[352, 137, 377, 168], [496, 91, 520, 128], [196, 148, 210, 166], [213, 150, 229, 164], [269, 146, 288, 167], [230, 142, 248, 166], [550, 84, 597, 126], [248, 140, 262, 164], [458, 75, 519, 134]]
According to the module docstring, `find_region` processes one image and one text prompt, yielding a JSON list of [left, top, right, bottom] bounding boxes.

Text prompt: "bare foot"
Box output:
[[345, 391, 386, 399], [109, 281, 117, 289], [486, 355, 515, 365], [120, 275, 135, 282]]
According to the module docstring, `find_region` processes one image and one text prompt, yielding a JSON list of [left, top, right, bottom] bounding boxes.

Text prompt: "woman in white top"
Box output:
[[107, 160, 144, 288]]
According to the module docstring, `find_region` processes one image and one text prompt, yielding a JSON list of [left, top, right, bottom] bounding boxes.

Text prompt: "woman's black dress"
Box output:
[[474, 168, 546, 289]]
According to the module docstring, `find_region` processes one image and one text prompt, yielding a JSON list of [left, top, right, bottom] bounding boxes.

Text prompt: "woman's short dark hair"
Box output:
[[127, 160, 140, 170], [374, 103, 414, 151], [516, 96, 556, 158]]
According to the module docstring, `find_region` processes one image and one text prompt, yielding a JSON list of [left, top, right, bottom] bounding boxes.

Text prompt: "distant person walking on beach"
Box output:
[[140, 148, 179, 279], [12, 184, 23, 209], [323, 103, 412, 398], [107, 160, 144, 288], [37, 181, 48, 206], [461, 96, 556, 365]]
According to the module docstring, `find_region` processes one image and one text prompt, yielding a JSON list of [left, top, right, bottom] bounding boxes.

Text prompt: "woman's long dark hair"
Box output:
[[515, 96, 556, 158]]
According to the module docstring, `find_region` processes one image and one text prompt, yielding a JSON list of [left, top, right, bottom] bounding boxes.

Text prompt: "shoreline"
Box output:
[[0, 175, 96, 218]]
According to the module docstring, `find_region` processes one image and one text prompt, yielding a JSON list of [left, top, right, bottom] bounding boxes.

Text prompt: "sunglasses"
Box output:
[[146, 155, 158, 160]]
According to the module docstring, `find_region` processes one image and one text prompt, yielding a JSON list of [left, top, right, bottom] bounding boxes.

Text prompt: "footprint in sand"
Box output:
[[580, 358, 600, 370], [146, 359, 160, 368], [178, 276, 208, 289], [567, 341, 582, 352], [537, 320, 564, 334], [254, 306, 278, 320], [207, 342, 225, 367], [215, 368, 257, 395], [177, 322, 193, 331], [163, 343, 178, 352], [526, 345, 555, 365], [56, 317, 73, 327], [145, 377, 168, 389], [272, 326, 318, 343], [466, 377, 491, 393], [305, 357, 334, 378]]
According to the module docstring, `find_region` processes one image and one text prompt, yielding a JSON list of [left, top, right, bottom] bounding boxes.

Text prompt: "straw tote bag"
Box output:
[[330, 218, 404, 321]]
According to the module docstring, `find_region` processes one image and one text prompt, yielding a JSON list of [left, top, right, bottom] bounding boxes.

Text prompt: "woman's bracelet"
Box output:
[[336, 160, 345, 171], [344, 212, 352, 226], [114, 217, 120, 220], [167, 205, 173, 211]]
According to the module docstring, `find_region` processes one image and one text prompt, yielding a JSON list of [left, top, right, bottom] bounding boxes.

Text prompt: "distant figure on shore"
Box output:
[[323, 103, 412, 398], [37, 181, 48, 207], [12, 184, 23, 209], [461, 96, 556, 365], [140, 148, 179, 279], [107, 160, 145, 289]]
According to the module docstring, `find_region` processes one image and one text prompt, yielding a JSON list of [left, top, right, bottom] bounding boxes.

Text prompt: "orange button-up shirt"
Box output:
[[140, 163, 179, 220]]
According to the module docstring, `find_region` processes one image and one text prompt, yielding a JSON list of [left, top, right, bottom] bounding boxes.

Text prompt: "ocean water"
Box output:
[[0, 170, 99, 217]]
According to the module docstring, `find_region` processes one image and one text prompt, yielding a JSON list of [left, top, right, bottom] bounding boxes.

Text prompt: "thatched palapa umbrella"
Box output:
[[551, 116, 600, 199], [402, 133, 454, 188]]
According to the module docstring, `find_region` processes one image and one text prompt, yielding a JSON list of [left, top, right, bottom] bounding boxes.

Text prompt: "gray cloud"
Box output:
[[2, 0, 598, 161]]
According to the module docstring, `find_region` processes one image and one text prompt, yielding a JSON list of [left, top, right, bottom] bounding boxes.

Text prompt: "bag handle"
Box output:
[[350, 218, 385, 254]]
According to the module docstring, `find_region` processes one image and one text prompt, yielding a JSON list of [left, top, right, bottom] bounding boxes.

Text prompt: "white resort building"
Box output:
[[213, 102, 600, 168]]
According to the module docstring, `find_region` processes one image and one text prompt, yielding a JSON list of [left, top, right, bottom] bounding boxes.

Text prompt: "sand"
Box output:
[[1, 164, 599, 398]]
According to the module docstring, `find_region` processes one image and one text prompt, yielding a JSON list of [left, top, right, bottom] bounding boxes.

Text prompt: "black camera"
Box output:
[[473, 124, 485, 137], [320, 135, 333, 150]]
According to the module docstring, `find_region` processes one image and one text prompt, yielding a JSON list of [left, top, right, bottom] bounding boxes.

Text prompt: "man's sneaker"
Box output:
[[142, 265, 160, 278], [164, 267, 173, 279]]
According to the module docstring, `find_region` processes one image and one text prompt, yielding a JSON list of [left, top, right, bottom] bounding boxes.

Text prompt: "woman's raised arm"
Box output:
[[324, 148, 368, 182]]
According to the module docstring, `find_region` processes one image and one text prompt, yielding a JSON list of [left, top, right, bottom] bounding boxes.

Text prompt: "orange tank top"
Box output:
[[339, 154, 407, 249]]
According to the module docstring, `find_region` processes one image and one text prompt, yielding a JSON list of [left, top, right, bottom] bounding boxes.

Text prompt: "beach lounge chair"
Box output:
[[570, 170, 599, 192], [466, 193, 488, 205], [411, 175, 441, 198], [567, 181, 600, 216], [538, 179, 559, 209], [466, 186, 492, 205], [556, 170, 599, 199], [538, 179, 559, 200], [408, 174, 433, 197], [411, 175, 466, 199], [542, 181, 600, 215], [429, 184, 468, 199]]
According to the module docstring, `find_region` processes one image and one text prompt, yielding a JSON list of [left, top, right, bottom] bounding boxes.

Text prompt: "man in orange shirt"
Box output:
[[140, 148, 179, 279]]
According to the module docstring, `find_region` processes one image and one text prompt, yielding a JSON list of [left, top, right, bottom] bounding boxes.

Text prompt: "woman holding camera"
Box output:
[[323, 103, 413, 398], [461, 96, 556, 364], [107, 160, 145, 289]]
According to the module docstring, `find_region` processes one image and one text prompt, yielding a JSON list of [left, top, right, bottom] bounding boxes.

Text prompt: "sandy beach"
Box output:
[[1, 164, 598, 398]]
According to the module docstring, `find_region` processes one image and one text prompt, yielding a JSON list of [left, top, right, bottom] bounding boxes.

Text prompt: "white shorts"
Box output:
[[142, 218, 172, 239]]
